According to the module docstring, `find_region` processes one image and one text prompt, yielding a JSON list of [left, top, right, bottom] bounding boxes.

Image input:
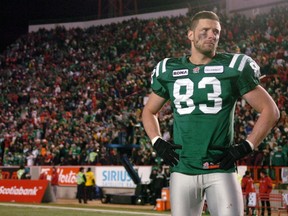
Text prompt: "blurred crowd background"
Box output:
[[0, 5, 287, 171]]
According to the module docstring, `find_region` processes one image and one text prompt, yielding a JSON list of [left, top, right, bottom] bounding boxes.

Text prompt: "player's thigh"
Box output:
[[205, 172, 243, 216], [170, 172, 204, 216]]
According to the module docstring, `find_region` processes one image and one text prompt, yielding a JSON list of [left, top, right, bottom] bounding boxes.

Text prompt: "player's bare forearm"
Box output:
[[142, 108, 161, 140], [246, 107, 279, 147], [243, 86, 280, 147], [142, 92, 166, 140]]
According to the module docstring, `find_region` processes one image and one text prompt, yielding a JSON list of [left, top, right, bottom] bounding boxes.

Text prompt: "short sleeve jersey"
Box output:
[[85, 171, 95, 186], [151, 53, 260, 175]]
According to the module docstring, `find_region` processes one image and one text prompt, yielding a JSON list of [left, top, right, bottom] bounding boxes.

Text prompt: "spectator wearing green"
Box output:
[[272, 146, 287, 166]]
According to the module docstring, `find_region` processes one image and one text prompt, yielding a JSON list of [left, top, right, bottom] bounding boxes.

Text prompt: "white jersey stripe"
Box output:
[[238, 55, 250, 72], [229, 54, 240, 68], [155, 62, 161, 77], [162, 58, 169, 73]]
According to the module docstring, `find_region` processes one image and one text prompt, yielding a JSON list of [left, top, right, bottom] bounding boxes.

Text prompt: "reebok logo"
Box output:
[[204, 66, 224, 73]]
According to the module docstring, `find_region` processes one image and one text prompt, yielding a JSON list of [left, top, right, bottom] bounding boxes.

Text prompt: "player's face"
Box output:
[[188, 19, 221, 56]]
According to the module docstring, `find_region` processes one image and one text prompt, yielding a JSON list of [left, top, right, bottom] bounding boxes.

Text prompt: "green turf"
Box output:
[[0, 205, 165, 216], [0, 204, 210, 216]]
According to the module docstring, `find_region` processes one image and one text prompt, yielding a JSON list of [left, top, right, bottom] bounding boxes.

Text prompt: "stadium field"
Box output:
[[0, 203, 166, 216], [0, 201, 211, 216], [0, 201, 282, 215]]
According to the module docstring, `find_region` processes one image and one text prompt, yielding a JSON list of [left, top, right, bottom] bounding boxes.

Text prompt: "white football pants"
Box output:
[[170, 172, 243, 216]]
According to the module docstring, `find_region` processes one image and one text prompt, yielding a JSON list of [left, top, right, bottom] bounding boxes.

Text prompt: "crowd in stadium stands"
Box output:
[[0, 6, 287, 169]]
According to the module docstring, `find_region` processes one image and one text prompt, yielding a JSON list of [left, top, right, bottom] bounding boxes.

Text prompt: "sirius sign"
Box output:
[[96, 166, 152, 188]]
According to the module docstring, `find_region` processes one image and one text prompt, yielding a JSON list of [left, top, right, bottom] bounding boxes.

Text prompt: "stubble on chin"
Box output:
[[194, 40, 217, 57]]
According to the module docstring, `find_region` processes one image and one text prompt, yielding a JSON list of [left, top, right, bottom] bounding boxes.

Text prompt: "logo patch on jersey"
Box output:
[[193, 67, 200, 73], [204, 66, 224, 74], [202, 162, 220, 169], [173, 69, 188, 77]]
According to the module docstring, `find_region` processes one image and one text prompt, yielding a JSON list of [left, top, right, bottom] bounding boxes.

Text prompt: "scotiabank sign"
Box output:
[[0, 180, 48, 203]]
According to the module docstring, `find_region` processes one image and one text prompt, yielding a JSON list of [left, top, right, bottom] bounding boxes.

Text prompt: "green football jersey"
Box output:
[[151, 53, 260, 175]]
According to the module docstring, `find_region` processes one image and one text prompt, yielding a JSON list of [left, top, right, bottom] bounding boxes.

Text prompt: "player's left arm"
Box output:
[[214, 55, 280, 170], [237, 56, 280, 148], [242, 85, 280, 148]]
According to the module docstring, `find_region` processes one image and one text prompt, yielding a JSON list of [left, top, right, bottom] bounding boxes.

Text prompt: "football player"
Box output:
[[142, 11, 279, 216]]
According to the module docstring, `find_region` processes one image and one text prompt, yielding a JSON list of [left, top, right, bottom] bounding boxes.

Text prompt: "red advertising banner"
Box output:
[[0, 180, 48, 203], [57, 167, 78, 186], [1, 167, 19, 179], [40, 166, 79, 186]]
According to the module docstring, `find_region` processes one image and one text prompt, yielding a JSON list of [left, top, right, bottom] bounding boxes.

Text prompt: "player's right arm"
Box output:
[[142, 58, 182, 167], [142, 58, 170, 140], [142, 92, 182, 167], [142, 92, 166, 141]]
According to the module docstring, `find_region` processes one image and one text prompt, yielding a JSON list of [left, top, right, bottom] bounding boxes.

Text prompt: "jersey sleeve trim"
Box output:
[[151, 58, 171, 99], [238, 55, 250, 71], [155, 58, 170, 77], [229, 54, 240, 68], [228, 54, 260, 96], [162, 58, 169, 73], [229, 54, 251, 73]]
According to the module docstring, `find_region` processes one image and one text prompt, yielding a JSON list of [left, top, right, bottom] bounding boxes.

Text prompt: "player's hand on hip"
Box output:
[[153, 138, 182, 167], [214, 141, 253, 170]]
